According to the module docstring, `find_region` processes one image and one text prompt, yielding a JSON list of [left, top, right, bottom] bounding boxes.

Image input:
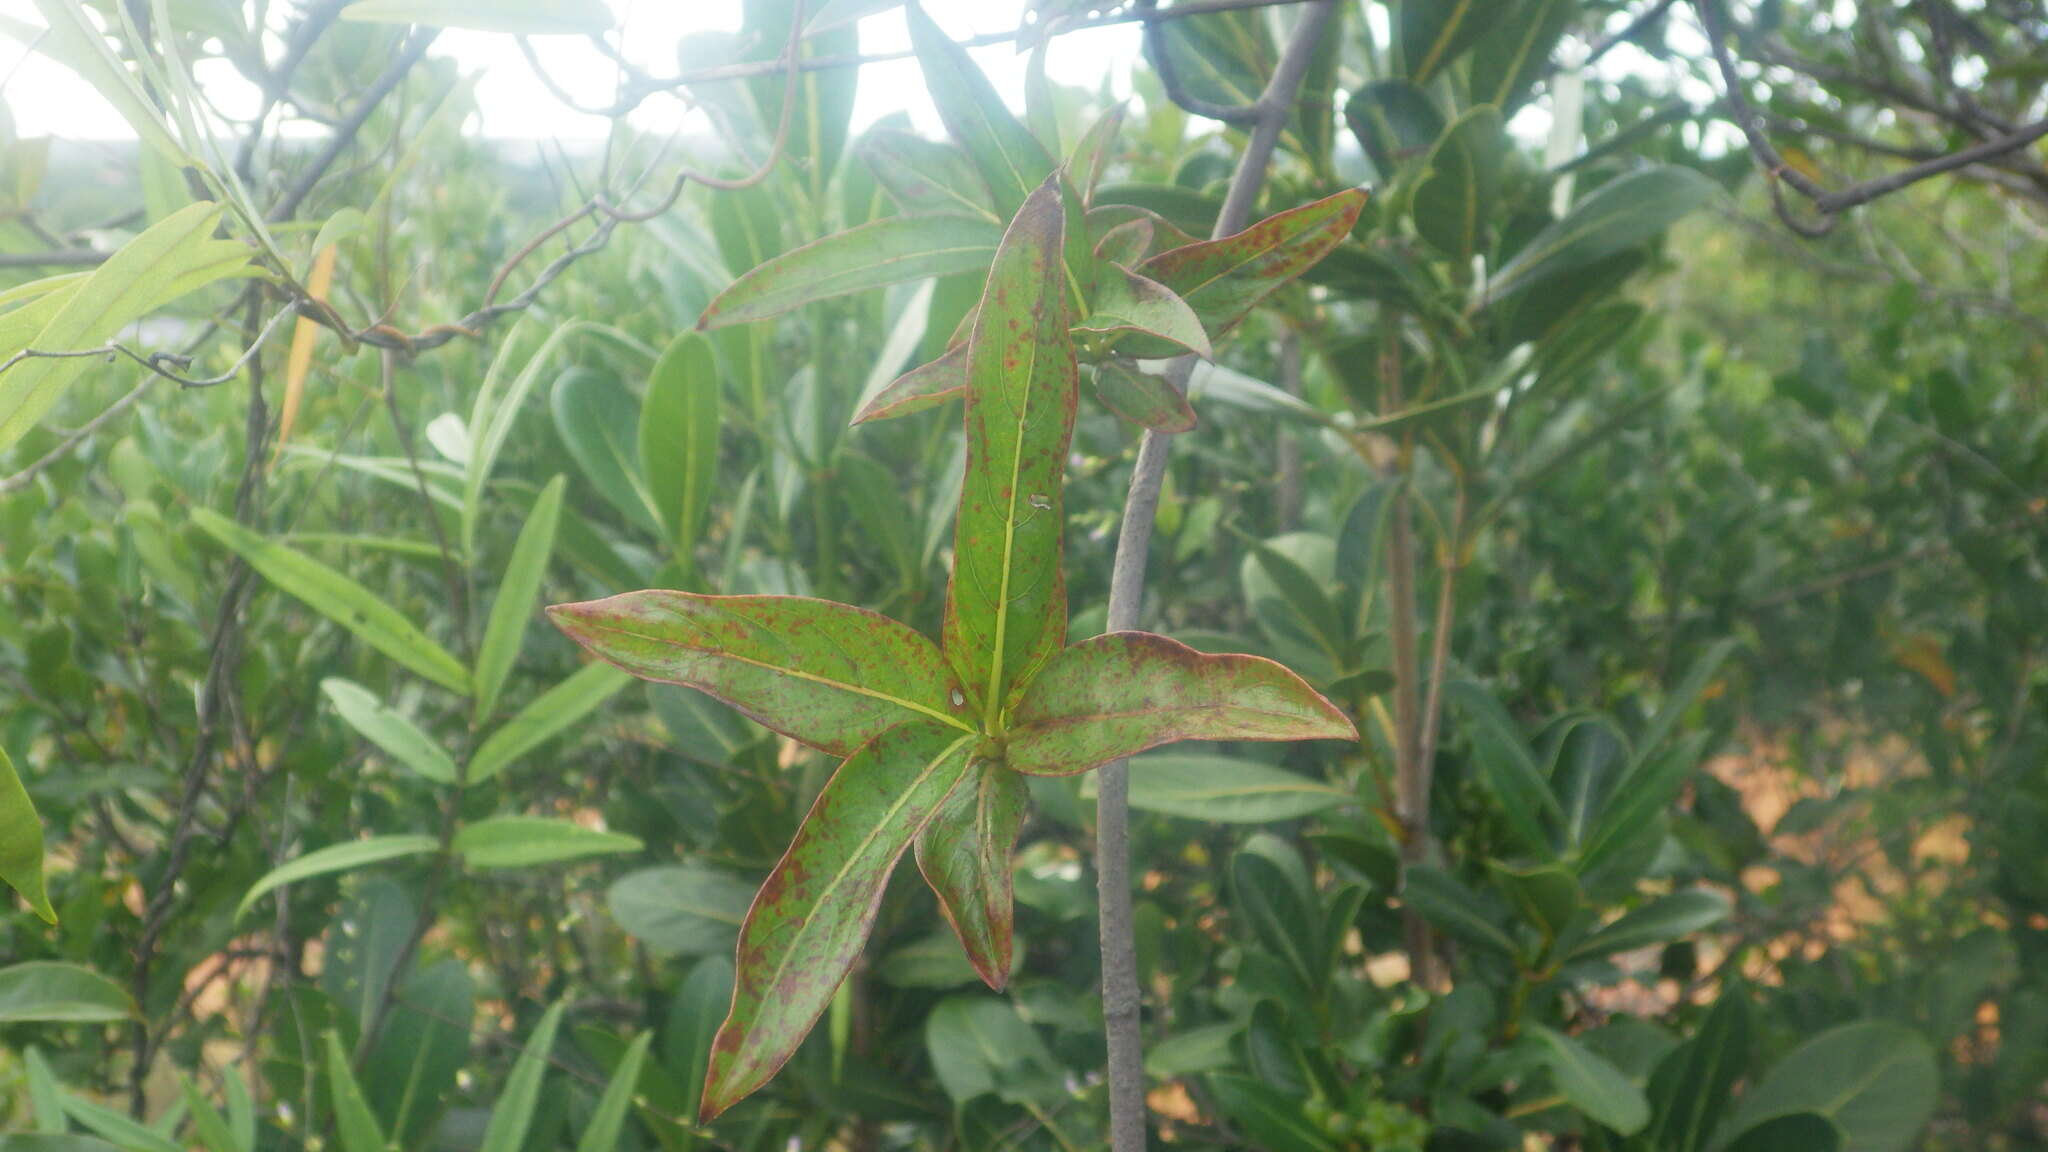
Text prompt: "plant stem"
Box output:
[[1094, 5, 1336, 1147]]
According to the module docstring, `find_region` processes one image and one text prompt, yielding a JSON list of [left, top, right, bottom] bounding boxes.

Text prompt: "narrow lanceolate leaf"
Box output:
[[0, 746, 54, 923], [702, 720, 977, 1120], [467, 660, 631, 783], [191, 509, 470, 694], [914, 758, 1028, 989], [904, 1, 1055, 219], [473, 475, 565, 723], [851, 343, 967, 425], [697, 215, 1003, 329], [322, 1031, 387, 1152], [1136, 188, 1366, 347], [236, 835, 440, 920], [480, 1003, 564, 1152], [1092, 359, 1197, 434], [322, 679, 459, 784], [1076, 263, 1213, 359], [0, 962, 136, 1023], [944, 179, 1078, 725], [550, 591, 972, 756], [640, 333, 722, 562], [454, 817, 642, 870], [1007, 632, 1356, 776], [1411, 106, 1502, 266]]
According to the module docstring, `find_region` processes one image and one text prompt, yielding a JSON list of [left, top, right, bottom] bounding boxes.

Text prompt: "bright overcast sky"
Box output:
[[0, 1, 1141, 141]]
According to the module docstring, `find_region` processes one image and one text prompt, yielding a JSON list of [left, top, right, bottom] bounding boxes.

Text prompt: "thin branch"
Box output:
[[0, 304, 296, 390], [268, 27, 441, 223]]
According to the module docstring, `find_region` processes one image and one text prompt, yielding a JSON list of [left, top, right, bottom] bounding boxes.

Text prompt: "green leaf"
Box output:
[[56, 1095, 178, 1152], [1208, 1074, 1338, 1152], [697, 215, 1003, 329], [0, 1138, 123, 1152], [905, 1, 1055, 219], [1643, 990, 1748, 1152], [639, 333, 721, 561], [1470, 0, 1581, 111], [859, 129, 995, 220], [0, 202, 251, 452], [1572, 889, 1730, 960], [1532, 1025, 1651, 1135], [549, 591, 971, 756], [915, 759, 1028, 990], [1447, 679, 1562, 857], [852, 344, 966, 426], [473, 475, 566, 723], [1402, 866, 1517, 956], [553, 366, 658, 532], [0, 963, 136, 1023], [1719, 1115, 1845, 1152], [176, 1074, 239, 1152], [1343, 81, 1445, 177], [925, 996, 1062, 1106], [942, 180, 1078, 724], [1489, 860, 1581, 939], [1136, 188, 1366, 349], [322, 1031, 387, 1152], [1412, 106, 1503, 266], [322, 678, 458, 784], [1488, 166, 1717, 302], [1079, 264, 1213, 359], [23, 1047, 65, 1133], [468, 661, 632, 784], [1399, 0, 1491, 84], [700, 720, 976, 1120], [1635, 638, 1736, 768], [1110, 753, 1349, 823], [1577, 731, 1707, 882], [339, 0, 611, 34], [454, 816, 642, 870], [480, 1003, 564, 1152], [1091, 359, 1196, 433], [1715, 1023, 1937, 1152], [576, 1032, 652, 1152], [1007, 631, 1355, 776], [606, 864, 755, 956], [190, 509, 469, 694], [0, 746, 54, 922], [24, 2, 186, 164], [236, 836, 440, 920]]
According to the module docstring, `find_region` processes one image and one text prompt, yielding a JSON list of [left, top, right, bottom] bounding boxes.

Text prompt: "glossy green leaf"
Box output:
[[322, 678, 458, 784], [576, 1032, 652, 1152], [860, 129, 995, 220], [339, 0, 610, 33], [1399, 0, 1491, 83], [56, 1095, 177, 1152], [468, 660, 632, 783], [0, 746, 54, 922], [0, 962, 136, 1023], [1111, 753, 1349, 823], [701, 720, 977, 1120], [698, 215, 1002, 329], [1489, 860, 1581, 939], [925, 996, 1063, 1106], [190, 509, 469, 694], [453, 816, 641, 870], [1078, 264, 1212, 358], [1402, 866, 1517, 956], [1720, 1115, 1845, 1152], [905, 1, 1055, 218], [1412, 106, 1503, 265], [1578, 731, 1706, 882], [1091, 359, 1196, 433], [943, 180, 1078, 723], [1715, 1022, 1936, 1152], [236, 836, 439, 920], [852, 343, 966, 425], [1007, 631, 1355, 775], [473, 474, 565, 722], [915, 759, 1028, 989], [1572, 889, 1730, 960], [1448, 679, 1562, 856], [1471, 0, 1581, 111], [0, 203, 252, 452], [550, 591, 970, 756], [640, 332, 722, 561], [322, 1031, 386, 1152], [1532, 1025, 1651, 1135], [1488, 166, 1717, 301], [606, 864, 755, 956], [480, 1002, 563, 1152], [1643, 991, 1749, 1152], [1136, 188, 1366, 347], [1344, 81, 1445, 177]]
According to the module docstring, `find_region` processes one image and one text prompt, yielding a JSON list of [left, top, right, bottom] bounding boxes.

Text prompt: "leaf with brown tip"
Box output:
[[700, 720, 976, 1119], [1006, 631, 1357, 776], [914, 757, 1028, 989], [548, 592, 973, 756]]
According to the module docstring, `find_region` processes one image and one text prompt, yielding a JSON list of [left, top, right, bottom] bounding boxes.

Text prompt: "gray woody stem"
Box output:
[[1094, 4, 1337, 1149]]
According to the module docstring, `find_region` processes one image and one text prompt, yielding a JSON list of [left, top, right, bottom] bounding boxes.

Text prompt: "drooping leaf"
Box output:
[[1076, 264, 1213, 358], [639, 333, 722, 562], [322, 1031, 387, 1152], [468, 661, 633, 783], [1412, 106, 1503, 265], [190, 509, 469, 694], [1714, 1022, 1937, 1152], [0, 963, 136, 1023], [1487, 166, 1717, 302], [236, 836, 440, 919], [321, 678, 459, 784], [339, 0, 611, 34], [851, 343, 966, 425], [904, 1, 1055, 219], [473, 475, 566, 722], [698, 215, 1002, 329], [1091, 359, 1196, 433], [1007, 632, 1355, 776], [1135, 188, 1366, 348], [1531, 1025, 1651, 1135], [0, 746, 54, 922], [550, 591, 972, 756], [479, 1003, 564, 1152], [606, 864, 755, 956], [700, 720, 977, 1120], [943, 179, 1078, 723], [915, 759, 1028, 989], [453, 817, 642, 870], [1572, 889, 1730, 961]]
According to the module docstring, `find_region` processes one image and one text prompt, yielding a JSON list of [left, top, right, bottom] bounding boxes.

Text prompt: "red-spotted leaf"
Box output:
[[547, 592, 973, 757], [1131, 188, 1367, 353], [697, 215, 1002, 329], [914, 757, 1028, 989], [1092, 359, 1197, 433], [851, 344, 967, 425], [1077, 264, 1213, 359], [700, 720, 976, 1120], [943, 178, 1078, 723], [905, 0, 1055, 219], [1006, 631, 1357, 776]]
